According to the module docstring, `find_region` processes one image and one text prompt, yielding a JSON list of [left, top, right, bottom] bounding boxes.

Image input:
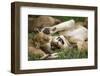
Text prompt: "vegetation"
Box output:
[[28, 52, 43, 60], [28, 48, 88, 60], [53, 16, 86, 22], [54, 48, 88, 59]]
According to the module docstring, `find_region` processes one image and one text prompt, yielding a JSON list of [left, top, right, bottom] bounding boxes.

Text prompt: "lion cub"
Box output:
[[28, 32, 53, 59]]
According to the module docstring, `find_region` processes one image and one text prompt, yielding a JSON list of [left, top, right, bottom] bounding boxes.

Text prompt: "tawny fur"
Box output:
[[28, 16, 61, 32], [41, 19, 75, 34], [28, 32, 51, 59], [41, 19, 88, 51], [28, 32, 59, 59], [59, 25, 88, 51]]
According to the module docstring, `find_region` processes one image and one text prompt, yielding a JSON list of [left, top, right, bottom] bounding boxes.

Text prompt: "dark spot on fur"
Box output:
[[51, 42, 60, 50], [57, 37, 64, 44], [71, 43, 77, 48], [52, 27, 56, 31], [42, 28, 50, 34]]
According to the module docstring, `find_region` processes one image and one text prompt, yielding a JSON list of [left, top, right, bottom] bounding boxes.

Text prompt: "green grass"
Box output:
[[53, 16, 86, 22], [54, 48, 88, 59], [28, 32, 36, 39], [28, 52, 43, 60], [28, 48, 88, 60]]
